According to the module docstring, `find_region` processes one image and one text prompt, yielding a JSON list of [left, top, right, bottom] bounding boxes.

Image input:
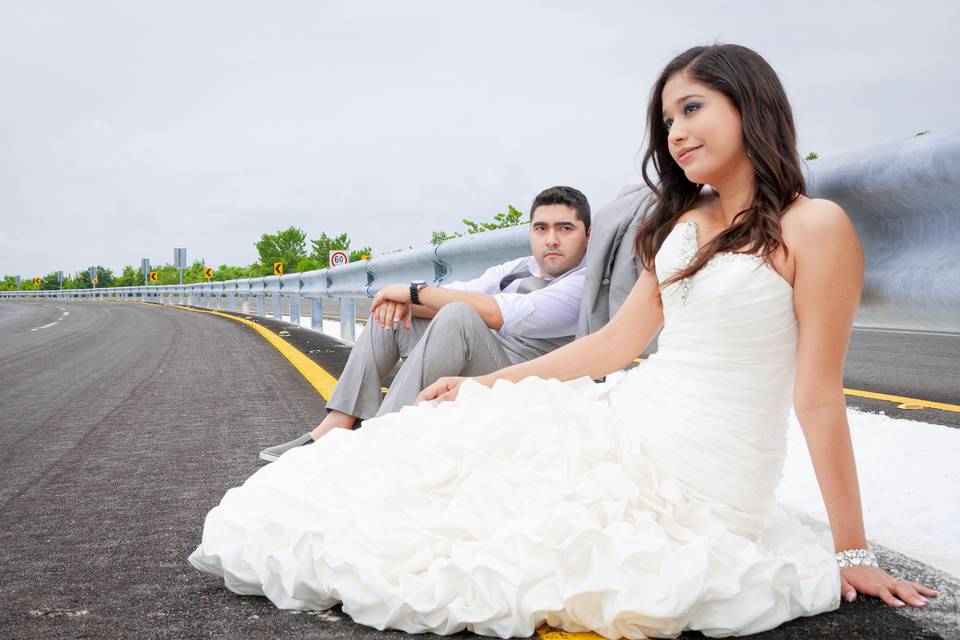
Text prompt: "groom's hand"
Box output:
[[371, 284, 413, 329], [417, 377, 467, 405], [372, 300, 411, 329]]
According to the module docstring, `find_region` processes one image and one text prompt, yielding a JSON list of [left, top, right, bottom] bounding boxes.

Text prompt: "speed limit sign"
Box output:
[[329, 250, 349, 268]]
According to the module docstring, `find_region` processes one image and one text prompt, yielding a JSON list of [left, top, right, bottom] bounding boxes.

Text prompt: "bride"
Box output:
[[189, 44, 937, 637]]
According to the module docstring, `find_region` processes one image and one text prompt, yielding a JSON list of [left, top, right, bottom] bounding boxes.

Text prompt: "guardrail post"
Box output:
[[289, 294, 301, 326], [310, 297, 323, 330], [257, 294, 265, 316], [340, 297, 356, 342], [271, 293, 282, 320]]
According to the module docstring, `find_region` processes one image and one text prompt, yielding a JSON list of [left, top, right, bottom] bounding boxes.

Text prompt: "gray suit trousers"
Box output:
[[325, 302, 513, 419]]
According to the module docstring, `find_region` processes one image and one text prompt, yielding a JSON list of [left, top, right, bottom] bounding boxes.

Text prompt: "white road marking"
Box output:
[[61, 311, 69, 317], [30, 322, 59, 331]]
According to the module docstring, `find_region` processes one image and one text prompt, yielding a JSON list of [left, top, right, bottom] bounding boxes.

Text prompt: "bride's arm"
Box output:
[[790, 199, 936, 608], [417, 266, 664, 401]]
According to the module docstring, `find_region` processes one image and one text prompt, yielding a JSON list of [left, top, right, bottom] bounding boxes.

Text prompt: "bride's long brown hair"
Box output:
[[635, 44, 805, 286]]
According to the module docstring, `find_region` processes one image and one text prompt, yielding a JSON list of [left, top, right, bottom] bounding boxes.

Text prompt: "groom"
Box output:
[[260, 186, 591, 461]]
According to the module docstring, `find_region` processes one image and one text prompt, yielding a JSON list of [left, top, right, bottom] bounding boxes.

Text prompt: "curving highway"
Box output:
[[0, 300, 957, 639]]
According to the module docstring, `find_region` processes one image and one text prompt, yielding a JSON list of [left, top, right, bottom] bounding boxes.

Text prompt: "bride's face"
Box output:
[[661, 71, 747, 186]]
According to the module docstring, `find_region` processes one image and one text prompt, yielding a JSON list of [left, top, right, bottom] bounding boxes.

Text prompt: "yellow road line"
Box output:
[[157, 303, 960, 415], [171, 305, 338, 400], [536, 626, 603, 640], [843, 388, 960, 413]]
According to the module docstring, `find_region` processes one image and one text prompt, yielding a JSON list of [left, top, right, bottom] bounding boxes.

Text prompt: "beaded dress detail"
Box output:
[[675, 221, 769, 304], [190, 222, 840, 639]]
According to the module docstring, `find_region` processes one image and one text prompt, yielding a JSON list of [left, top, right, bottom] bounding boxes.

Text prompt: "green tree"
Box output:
[[431, 229, 461, 242], [310, 232, 351, 259], [154, 263, 177, 285], [350, 246, 372, 262], [74, 266, 115, 288], [255, 227, 308, 275], [432, 205, 526, 243], [309, 232, 372, 267], [115, 265, 141, 287], [915, 130, 930, 136], [804, 151, 819, 161], [41, 272, 62, 290], [182, 259, 209, 284], [214, 263, 257, 281]]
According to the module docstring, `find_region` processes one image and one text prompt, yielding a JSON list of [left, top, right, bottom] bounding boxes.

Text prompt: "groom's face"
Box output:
[[529, 204, 590, 278]]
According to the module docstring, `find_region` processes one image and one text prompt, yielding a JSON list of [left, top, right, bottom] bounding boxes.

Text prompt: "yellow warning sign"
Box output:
[[33, 277, 42, 286], [92, 277, 99, 285], [273, 262, 284, 275], [203, 267, 214, 279], [148, 271, 159, 282]]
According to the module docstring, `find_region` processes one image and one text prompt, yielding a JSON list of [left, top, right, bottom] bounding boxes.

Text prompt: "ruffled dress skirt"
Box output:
[[189, 373, 839, 639]]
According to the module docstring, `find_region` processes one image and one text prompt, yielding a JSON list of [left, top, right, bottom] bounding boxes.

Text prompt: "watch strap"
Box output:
[[410, 282, 426, 305]]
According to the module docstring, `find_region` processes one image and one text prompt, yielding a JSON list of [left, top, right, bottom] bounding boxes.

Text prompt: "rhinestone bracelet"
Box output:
[[835, 548, 880, 569]]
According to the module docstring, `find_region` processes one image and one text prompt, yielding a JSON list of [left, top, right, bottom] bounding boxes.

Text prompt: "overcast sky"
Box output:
[[1, 0, 957, 278]]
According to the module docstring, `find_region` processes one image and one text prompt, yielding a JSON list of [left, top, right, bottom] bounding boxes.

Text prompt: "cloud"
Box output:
[[1, 0, 957, 276]]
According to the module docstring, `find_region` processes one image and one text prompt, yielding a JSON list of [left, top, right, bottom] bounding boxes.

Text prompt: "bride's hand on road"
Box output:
[[416, 377, 467, 404], [841, 565, 938, 608]]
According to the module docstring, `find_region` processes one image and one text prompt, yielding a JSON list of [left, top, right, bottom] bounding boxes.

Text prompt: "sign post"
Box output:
[[141, 258, 150, 287], [89, 266, 98, 289], [15, 275, 20, 290], [174, 248, 187, 285], [57, 271, 63, 291]]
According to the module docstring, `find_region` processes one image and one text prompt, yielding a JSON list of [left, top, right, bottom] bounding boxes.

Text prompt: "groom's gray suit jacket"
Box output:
[[577, 184, 656, 338]]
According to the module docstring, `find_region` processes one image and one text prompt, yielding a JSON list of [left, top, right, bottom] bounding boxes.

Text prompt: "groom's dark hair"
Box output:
[[530, 186, 591, 233]]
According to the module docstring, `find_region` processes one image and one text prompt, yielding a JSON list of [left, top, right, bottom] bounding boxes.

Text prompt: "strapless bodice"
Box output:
[[609, 221, 798, 528]]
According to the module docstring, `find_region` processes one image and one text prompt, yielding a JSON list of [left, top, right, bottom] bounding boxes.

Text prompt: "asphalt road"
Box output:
[[842, 328, 960, 427], [0, 300, 957, 640]]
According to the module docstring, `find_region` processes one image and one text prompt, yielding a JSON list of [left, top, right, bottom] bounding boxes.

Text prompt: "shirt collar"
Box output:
[[527, 255, 586, 280]]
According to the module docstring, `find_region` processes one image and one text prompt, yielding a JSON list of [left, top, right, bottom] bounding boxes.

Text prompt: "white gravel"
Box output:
[[778, 408, 960, 578]]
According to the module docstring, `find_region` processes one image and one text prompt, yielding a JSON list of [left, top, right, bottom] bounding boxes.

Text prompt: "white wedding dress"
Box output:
[[189, 221, 840, 638]]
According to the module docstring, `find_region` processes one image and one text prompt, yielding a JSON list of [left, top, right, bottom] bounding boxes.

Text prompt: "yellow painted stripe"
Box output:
[[171, 305, 338, 400], [156, 304, 960, 415], [536, 626, 603, 640], [843, 388, 960, 413]]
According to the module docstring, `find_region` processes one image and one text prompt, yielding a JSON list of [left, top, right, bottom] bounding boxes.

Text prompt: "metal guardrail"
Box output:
[[3, 130, 959, 336], [0, 226, 529, 341], [807, 129, 960, 333]]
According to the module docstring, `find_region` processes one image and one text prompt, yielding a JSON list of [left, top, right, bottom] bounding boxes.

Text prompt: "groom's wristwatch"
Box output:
[[409, 280, 428, 305]]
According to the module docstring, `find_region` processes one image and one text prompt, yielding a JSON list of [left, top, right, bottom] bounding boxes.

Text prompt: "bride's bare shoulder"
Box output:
[[781, 196, 860, 254]]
